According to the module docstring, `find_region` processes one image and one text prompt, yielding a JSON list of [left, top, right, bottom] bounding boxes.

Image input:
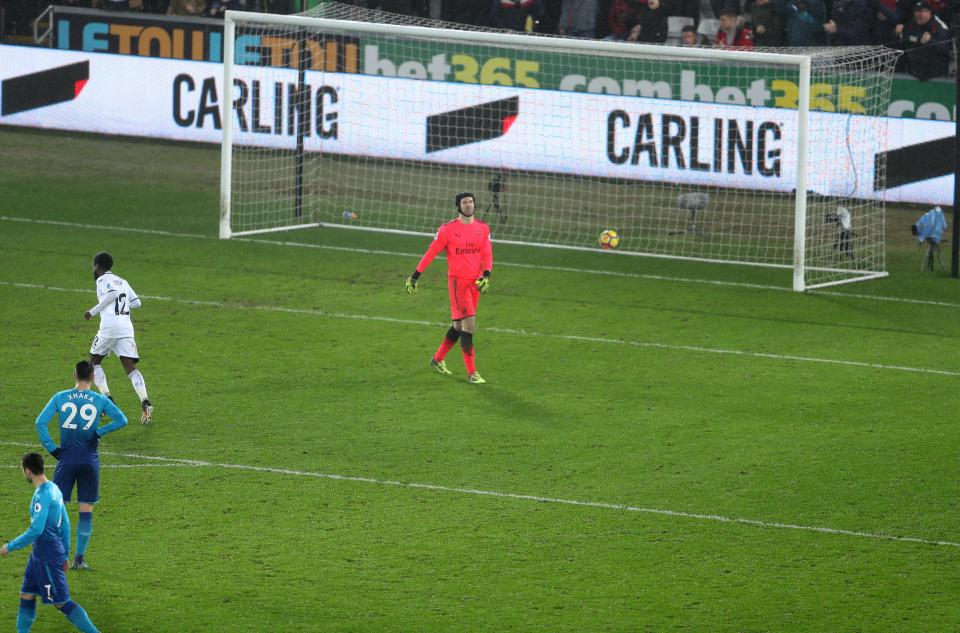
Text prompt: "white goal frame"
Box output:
[[220, 10, 886, 292]]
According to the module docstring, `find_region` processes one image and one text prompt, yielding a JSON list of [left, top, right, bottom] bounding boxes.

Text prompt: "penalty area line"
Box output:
[[0, 440, 955, 549], [1, 280, 958, 376], [2, 215, 958, 310]]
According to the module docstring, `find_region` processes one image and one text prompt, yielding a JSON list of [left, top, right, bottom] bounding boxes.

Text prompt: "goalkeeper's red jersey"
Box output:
[[416, 218, 493, 280]]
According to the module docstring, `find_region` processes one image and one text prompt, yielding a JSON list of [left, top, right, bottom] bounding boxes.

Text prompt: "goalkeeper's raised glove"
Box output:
[[475, 271, 491, 295], [405, 272, 420, 294]]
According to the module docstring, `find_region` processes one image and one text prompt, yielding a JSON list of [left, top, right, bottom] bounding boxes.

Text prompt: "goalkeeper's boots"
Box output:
[[430, 359, 453, 375], [71, 555, 89, 571], [430, 358, 453, 376], [467, 372, 486, 384], [140, 399, 154, 425]]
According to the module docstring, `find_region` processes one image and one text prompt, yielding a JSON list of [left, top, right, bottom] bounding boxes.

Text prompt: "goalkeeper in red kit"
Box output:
[[406, 192, 493, 384]]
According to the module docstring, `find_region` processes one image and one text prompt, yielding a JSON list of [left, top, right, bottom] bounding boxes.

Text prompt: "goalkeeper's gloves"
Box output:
[[475, 271, 491, 295], [50, 448, 62, 461], [405, 272, 420, 294]]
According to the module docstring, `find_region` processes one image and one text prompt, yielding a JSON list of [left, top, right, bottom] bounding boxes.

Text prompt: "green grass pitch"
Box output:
[[0, 127, 958, 632]]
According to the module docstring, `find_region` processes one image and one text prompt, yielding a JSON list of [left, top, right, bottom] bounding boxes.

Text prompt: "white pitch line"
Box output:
[[101, 463, 205, 469], [0, 463, 199, 469], [0, 441, 954, 549], [3, 215, 958, 310], [483, 327, 960, 377], [2, 280, 957, 376], [0, 215, 210, 240]]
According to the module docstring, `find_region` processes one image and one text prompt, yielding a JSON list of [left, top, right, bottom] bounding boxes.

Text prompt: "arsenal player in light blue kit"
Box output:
[[35, 361, 128, 571], [1, 453, 100, 633]]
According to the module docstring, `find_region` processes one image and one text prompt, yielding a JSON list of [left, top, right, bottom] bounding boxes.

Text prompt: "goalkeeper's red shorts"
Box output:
[[448, 275, 480, 321]]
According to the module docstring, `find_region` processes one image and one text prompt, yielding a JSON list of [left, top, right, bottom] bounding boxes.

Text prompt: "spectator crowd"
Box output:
[[3, 0, 955, 79]]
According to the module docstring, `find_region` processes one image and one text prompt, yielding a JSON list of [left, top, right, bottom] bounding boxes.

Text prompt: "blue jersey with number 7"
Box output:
[[35, 389, 128, 465]]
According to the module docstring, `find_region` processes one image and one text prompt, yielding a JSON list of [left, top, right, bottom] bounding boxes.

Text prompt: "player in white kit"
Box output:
[[83, 252, 154, 424]]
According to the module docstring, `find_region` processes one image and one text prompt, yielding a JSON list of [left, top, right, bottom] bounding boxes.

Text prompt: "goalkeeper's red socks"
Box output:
[[460, 331, 476, 374], [433, 327, 477, 374], [434, 326, 461, 362]]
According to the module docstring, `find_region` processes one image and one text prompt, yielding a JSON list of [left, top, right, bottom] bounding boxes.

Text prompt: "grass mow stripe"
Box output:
[[2, 280, 957, 377], [3, 215, 958, 310], [0, 441, 954, 549]]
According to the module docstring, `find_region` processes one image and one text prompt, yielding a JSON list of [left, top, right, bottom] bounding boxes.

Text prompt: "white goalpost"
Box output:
[[219, 6, 899, 291]]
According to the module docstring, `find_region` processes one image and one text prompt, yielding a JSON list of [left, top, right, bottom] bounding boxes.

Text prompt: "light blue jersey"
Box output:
[[7, 481, 70, 564], [36, 389, 127, 465]]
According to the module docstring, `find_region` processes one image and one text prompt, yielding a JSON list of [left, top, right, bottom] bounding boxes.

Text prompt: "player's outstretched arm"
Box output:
[[411, 226, 448, 285], [6, 499, 51, 553], [85, 290, 117, 321], [35, 397, 60, 457]]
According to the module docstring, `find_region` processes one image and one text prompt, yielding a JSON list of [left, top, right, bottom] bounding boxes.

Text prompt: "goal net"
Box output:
[[219, 4, 900, 291]]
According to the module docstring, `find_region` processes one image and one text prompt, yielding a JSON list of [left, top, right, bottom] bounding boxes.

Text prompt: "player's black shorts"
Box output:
[[53, 462, 100, 504]]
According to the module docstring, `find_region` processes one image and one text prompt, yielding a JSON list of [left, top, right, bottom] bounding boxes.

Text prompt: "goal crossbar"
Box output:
[[222, 11, 811, 66], [220, 9, 897, 292]]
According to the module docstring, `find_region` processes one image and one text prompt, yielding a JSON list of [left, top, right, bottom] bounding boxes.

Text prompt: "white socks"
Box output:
[[94, 365, 149, 402], [93, 365, 110, 396], [129, 370, 148, 402]]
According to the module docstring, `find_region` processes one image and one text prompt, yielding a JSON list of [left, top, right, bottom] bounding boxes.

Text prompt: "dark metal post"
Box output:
[[954, 30, 960, 276], [294, 31, 308, 219]]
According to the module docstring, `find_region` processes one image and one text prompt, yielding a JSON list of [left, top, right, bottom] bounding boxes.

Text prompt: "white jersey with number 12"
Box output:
[[95, 272, 138, 338]]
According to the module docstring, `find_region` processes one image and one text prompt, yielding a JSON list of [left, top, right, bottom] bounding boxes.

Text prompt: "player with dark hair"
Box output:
[[35, 361, 128, 571], [1, 453, 101, 632], [406, 192, 494, 384], [84, 251, 154, 424]]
